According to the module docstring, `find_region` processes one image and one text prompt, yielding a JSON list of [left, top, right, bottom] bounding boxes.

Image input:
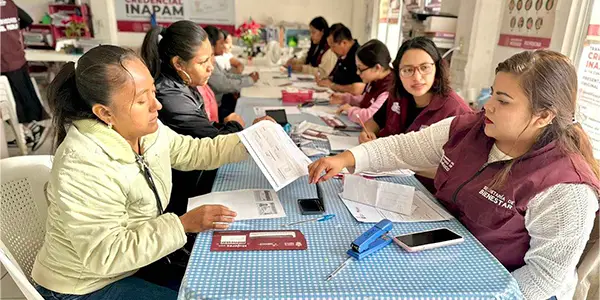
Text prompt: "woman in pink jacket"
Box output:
[[330, 39, 394, 124]]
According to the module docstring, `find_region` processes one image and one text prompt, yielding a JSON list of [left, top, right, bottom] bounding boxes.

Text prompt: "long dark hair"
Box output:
[[47, 45, 139, 150], [204, 25, 224, 47], [392, 36, 450, 99], [306, 16, 329, 67], [490, 50, 600, 187], [141, 20, 208, 80], [356, 39, 391, 70]]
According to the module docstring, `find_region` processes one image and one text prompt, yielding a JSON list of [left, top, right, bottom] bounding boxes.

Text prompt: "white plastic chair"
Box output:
[[0, 242, 43, 300], [0, 155, 52, 296], [0, 75, 28, 155]]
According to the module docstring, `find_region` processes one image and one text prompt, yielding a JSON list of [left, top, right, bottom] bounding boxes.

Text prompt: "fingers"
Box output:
[[309, 160, 327, 184], [319, 168, 339, 183], [212, 215, 235, 223], [215, 205, 237, 217]]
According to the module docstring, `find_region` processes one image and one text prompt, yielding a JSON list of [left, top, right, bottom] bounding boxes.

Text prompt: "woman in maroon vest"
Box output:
[[308, 50, 600, 299], [330, 39, 394, 124], [358, 37, 471, 144]]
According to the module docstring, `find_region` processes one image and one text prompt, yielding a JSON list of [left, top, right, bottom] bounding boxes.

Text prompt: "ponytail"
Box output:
[[564, 124, 600, 179], [47, 62, 94, 150], [141, 26, 163, 79], [140, 21, 208, 80], [46, 45, 140, 151]]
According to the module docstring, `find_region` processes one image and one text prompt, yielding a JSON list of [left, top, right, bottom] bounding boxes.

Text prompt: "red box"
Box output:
[[281, 90, 313, 103]]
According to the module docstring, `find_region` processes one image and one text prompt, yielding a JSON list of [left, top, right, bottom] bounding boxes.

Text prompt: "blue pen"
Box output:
[[281, 214, 335, 227]]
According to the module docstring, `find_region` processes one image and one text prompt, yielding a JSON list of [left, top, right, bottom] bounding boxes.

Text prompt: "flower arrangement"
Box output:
[[64, 15, 88, 39], [234, 18, 261, 57]]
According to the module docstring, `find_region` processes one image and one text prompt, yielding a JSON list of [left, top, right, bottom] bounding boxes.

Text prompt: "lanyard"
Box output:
[[135, 153, 164, 216]]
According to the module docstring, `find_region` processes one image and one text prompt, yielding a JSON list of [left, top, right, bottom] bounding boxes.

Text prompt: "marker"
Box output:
[[356, 114, 367, 130]]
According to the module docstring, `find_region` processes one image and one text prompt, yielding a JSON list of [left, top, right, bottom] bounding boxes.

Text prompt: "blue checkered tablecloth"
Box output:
[[178, 98, 523, 299]]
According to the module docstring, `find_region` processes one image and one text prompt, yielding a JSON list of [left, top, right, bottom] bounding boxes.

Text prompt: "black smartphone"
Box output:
[[265, 109, 289, 126], [298, 183, 325, 215]]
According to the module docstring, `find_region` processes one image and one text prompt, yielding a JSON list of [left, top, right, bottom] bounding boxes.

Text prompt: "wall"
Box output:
[[448, 0, 593, 100], [18, 0, 369, 49]]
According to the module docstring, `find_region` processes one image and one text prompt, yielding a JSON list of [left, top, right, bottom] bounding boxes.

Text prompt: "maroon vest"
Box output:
[[378, 90, 471, 137], [0, 0, 26, 73], [434, 112, 600, 271], [358, 72, 394, 109]]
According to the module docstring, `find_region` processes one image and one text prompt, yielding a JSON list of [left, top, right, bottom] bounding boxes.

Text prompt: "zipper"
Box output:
[[451, 162, 490, 204]]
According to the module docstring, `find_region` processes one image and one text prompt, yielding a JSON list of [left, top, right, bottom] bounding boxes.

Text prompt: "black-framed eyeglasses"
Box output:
[[399, 63, 435, 78], [357, 66, 372, 75]]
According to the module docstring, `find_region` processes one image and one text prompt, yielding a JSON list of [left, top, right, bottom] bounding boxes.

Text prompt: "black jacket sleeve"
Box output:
[[157, 87, 243, 139], [16, 6, 33, 29]]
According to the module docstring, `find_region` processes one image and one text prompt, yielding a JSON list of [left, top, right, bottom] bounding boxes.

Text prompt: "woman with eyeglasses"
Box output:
[[357, 37, 471, 192], [329, 39, 394, 124], [359, 37, 471, 144], [307, 50, 600, 300]]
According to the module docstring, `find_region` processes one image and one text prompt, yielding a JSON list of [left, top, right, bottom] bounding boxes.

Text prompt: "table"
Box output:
[[178, 97, 523, 299], [25, 49, 82, 63]]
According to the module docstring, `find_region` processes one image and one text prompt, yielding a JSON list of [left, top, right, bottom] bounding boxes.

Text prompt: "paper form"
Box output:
[[341, 174, 414, 215], [187, 189, 286, 220], [238, 120, 312, 191], [327, 135, 360, 151], [341, 191, 453, 223]]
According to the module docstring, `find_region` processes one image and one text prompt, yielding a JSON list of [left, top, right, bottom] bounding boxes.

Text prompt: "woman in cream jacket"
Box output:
[[32, 45, 247, 299]]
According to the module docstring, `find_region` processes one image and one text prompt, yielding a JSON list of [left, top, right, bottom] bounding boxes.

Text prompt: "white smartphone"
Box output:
[[392, 228, 464, 252]]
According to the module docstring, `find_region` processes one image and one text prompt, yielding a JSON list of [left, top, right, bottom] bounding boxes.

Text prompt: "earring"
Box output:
[[180, 70, 192, 85], [107, 123, 113, 130]]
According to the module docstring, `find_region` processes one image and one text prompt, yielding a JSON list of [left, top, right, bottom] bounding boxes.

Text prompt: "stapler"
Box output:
[[326, 219, 393, 281], [347, 219, 393, 260]]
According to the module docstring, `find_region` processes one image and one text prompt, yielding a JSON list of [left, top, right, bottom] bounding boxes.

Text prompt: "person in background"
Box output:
[[205, 25, 259, 121], [308, 49, 599, 300], [215, 29, 244, 74], [330, 39, 394, 124], [141, 21, 270, 216], [316, 23, 365, 95], [1, 0, 48, 151], [32, 45, 248, 300], [284, 16, 337, 77], [357, 37, 471, 192]]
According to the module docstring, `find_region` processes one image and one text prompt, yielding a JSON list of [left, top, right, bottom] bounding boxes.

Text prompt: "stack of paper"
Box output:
[[238, 120, 312, 191], [341, 191, 454, 223], [341, 174, 415, 215], [300, 106, 337, 117], [187, 189, 286, 220]]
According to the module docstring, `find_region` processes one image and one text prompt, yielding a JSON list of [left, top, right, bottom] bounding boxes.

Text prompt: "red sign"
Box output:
[[589, 24, 600, 37], [497, 34, 551, 49]]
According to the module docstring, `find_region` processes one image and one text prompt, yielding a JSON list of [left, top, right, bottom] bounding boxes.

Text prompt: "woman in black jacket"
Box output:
[[141, 21, 270, 215]]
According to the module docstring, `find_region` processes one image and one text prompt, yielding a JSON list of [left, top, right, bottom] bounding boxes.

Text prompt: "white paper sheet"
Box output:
[[327, 135, 360, 151], [341, 191, 453, 223], [341, 174, 414, 215], [238, 120, 312, 191], [187, 189, 286, 220], [300, 146, 330, 157], [339, 168, 415, 178], [253, 106, 302, 116], [300, 106, 338, 117], [294, 121, 336, 134]]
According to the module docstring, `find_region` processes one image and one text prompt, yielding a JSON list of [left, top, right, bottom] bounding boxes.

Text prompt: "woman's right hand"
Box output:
[[249, 72, 260, 82], [329, 93, 345, 105], [224, 113, 246, 127], [308, 151, 356, 184], [359, 130, 377, 144], [179, 205, 237, 233]]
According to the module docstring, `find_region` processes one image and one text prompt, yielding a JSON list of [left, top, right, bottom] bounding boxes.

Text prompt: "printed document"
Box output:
[[341, 174, 414, 215], [238, 120, 312, 191], [187, 189, 285, 220]]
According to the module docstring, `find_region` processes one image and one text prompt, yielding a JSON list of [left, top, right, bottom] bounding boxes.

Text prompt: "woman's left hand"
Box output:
[[336, 104, 352, 115], [316, 78, 333, 88], [252, 115, 277, 125]]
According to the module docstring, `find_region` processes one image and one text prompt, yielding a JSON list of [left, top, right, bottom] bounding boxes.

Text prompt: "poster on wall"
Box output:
[[576, 42, 600, 159], [497, 0, 557, 49], [115, 0, 235, 33]]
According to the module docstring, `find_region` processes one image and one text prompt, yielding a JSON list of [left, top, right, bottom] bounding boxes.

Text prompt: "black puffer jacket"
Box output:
[[155, 65, 243, 139]]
